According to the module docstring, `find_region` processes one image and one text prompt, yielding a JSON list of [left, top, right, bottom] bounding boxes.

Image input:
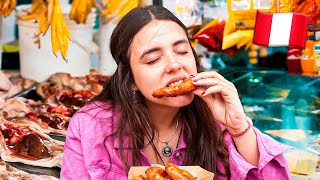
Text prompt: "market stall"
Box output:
[[0, 0, 319, 179]]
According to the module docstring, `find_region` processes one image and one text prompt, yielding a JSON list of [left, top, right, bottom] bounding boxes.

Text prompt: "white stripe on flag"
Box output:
[[269, 13, 293, 46]]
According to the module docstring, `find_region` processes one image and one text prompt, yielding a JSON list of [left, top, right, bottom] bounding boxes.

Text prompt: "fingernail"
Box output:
[[201, 91, 205, 95], [189, 75, 195, 78]]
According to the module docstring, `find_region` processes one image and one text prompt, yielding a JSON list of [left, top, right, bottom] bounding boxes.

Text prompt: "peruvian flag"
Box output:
[[253, 11, 309, 49]]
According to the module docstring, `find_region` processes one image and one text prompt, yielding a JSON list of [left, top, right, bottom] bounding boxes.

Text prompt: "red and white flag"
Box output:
[[253, 11, 309, 49]]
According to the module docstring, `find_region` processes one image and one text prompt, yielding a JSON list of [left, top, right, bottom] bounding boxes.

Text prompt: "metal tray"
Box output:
[[49, 133, 66, 142], [12, 85, 42, 101], [7, 162, 61, 178], [9, 86, 63, 178]]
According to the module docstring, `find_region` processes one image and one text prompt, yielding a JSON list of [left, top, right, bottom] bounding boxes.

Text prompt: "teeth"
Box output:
[[168, 79, 184, 87]]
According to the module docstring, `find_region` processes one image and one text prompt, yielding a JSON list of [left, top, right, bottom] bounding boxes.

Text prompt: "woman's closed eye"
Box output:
[[176, 51, 188, 55], [146, 56, 162, 64], [146, 51, 187, 64]]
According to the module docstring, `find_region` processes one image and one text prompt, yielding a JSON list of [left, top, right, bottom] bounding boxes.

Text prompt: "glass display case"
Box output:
[[222, 69, 320, 177], [222, 69, 320, 155]]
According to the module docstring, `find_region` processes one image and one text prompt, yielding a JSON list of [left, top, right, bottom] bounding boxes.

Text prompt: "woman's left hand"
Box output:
[[191, 71, 247, 133]]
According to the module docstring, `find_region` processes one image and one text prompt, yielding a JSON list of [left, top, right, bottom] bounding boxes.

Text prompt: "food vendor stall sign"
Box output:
[[253, 11, 308, 49]]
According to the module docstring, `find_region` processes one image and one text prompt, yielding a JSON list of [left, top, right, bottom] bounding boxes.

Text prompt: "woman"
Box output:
[[61, 5, 290, 180]]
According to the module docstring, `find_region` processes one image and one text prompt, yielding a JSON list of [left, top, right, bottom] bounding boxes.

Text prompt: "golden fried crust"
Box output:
[[152, 79, 197, 99], [180, 169, 196, 180], [165, 163, 190, 180], [145, 167, 171, 180]]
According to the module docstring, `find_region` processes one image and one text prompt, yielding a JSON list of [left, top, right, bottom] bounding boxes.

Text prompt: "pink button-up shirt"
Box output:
[[61, 101, 291, 180]]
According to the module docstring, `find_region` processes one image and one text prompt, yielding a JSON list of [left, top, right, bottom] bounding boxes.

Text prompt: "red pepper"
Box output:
[[26, 112, 38, 120], [194, 20, 240, 56]]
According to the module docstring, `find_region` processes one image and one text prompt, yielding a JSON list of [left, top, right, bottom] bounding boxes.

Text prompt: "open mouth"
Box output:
[[165, 76, 187, 87], [167, 79, 184, 87], [152, 78, 197, 99]]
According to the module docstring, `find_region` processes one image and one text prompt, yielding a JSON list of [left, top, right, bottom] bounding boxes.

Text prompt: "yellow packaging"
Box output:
[[225, 0, 277, 35], [223, 0, 294, 50], [128, 166, 214, 180], [279, 0, 294, 12], [222, 30, 254, 50]]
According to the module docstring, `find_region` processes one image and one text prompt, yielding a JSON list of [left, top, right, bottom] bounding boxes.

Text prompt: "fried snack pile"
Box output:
[[294, 0, 320, 24], [0, 0, 16, 17], [152, 78, 197, 99], [69, 0, 96, 24], [17, 0, 71, 61], [132, 163, 196, 180]]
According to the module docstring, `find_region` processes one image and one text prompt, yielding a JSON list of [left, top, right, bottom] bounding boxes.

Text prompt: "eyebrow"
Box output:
[[139, 39, 189, 60], [139, 47, 161, 60], [173, 39, 189, 46]]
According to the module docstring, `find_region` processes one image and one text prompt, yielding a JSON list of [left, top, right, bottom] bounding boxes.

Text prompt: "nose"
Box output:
[[164, 54, 183, 74]]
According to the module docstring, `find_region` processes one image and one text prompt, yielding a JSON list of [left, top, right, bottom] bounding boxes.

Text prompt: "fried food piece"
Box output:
[[146, 167, 171, 180], [180, 169, 196, 180], [165, 163, 196, 180], [152, 78, 197, 99], [132, 175, 147, 180]]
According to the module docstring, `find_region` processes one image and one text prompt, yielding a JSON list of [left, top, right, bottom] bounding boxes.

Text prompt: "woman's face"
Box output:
[[129, 20, 197, 108]]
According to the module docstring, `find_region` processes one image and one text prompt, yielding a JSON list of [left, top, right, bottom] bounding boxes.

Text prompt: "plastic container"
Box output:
[[17, 5, 97, 82], [98, 18, 117, 75]]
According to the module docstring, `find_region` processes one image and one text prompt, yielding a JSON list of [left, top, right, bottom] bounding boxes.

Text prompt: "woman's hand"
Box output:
[[191, 71, 247, 133]]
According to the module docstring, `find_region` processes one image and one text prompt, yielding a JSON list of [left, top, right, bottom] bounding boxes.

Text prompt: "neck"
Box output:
[[147, 102, 180, 133]]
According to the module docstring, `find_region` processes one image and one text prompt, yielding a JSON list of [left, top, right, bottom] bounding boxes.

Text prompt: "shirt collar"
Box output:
[[176, 118, 186, 150], [113, 118, 188, 149]]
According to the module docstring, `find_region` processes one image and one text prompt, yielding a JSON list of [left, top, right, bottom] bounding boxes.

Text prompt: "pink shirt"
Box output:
[[61, 101, 291, 180]]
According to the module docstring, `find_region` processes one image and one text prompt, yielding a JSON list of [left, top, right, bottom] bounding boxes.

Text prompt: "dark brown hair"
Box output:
[[93, 5, 230, 178]]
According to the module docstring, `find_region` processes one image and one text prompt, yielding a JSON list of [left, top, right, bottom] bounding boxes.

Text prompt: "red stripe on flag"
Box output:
[[253, 11, 273, 46], [289, 13, 308, 49]]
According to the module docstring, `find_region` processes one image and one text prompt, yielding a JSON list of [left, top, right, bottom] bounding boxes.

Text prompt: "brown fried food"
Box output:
[[146, 167, 171, 180], [180, 169, 196, 180], [152, 78, 197, 99], [165, 163, 195, 180]]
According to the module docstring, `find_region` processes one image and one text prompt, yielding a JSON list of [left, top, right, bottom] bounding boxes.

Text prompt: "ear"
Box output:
[[131, 83, 138, 91]]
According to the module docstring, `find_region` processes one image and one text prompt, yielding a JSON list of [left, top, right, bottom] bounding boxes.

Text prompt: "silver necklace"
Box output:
[[146, 113, 180, 157]]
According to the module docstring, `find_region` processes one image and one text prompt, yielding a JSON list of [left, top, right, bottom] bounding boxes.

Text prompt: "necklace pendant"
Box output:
[[162, 144, 173, 157]]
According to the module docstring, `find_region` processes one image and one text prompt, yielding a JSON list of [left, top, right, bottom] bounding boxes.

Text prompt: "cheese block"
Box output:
[[264, 129, 312, 141], [284, 150, 318, 175]]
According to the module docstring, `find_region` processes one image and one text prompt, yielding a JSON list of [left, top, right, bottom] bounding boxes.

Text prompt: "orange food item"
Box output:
[[152, 79, 197, 99], [145, 167, 170, 180], [165, 163, 196, 180], [132, 163, 196, 180]]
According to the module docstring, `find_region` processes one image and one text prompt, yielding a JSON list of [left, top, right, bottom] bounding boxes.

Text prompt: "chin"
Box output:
[[158, 94, 194, 107]]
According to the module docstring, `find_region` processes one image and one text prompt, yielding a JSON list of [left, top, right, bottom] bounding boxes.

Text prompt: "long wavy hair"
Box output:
[[93, 5, 230, 178]]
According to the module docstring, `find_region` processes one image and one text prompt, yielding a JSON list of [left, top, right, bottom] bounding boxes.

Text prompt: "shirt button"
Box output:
[[175, 152, 182, 160]]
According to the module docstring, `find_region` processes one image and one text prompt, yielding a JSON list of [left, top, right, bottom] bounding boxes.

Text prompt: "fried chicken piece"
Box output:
[[145, 167, 171, 180], [165, 163, 195, 180], [180, 169, 196, 180], [152, 78, 197, 99]]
